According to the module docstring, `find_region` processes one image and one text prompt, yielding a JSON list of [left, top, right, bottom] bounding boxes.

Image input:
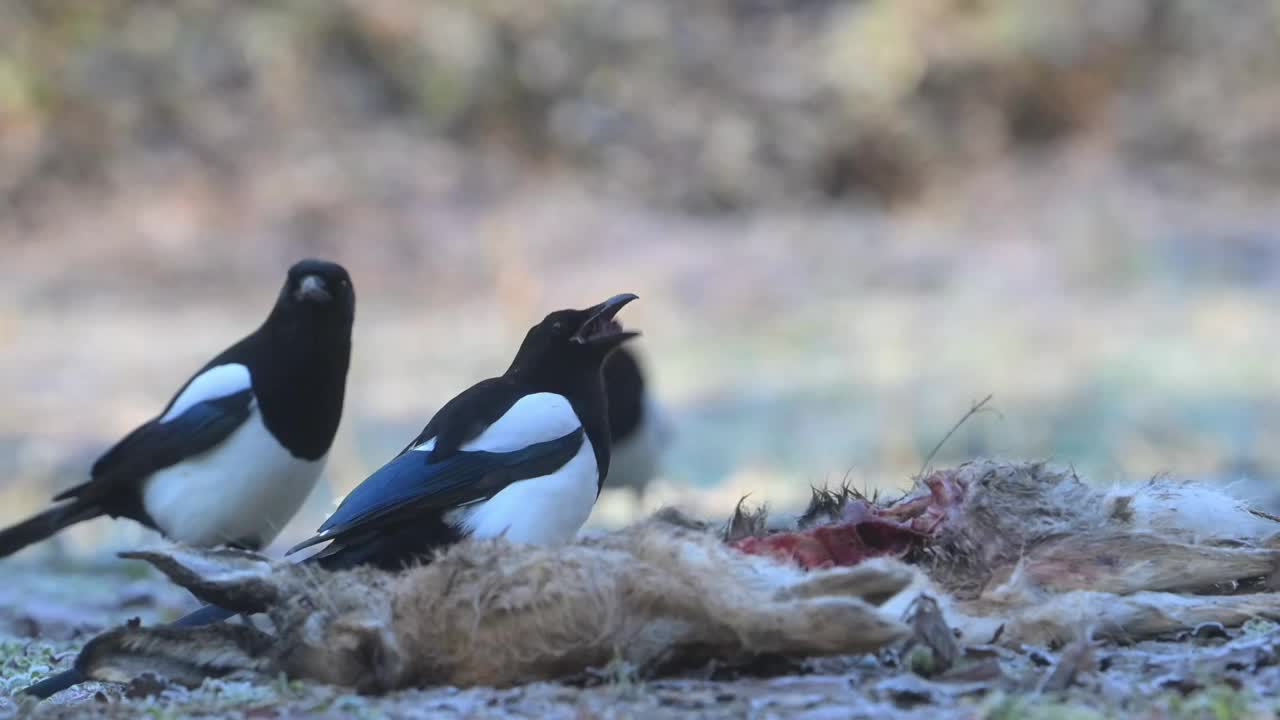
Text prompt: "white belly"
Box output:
[[142, 410, 325, 548], [455, 435, 599, 546]]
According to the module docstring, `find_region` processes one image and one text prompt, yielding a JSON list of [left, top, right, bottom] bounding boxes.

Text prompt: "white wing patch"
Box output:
[[161, 363, 253, 423], [459, 393, 582, 453]]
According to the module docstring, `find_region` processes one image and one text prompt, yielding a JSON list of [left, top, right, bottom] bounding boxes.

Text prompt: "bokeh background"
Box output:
[[2, 0, 1280, 560]]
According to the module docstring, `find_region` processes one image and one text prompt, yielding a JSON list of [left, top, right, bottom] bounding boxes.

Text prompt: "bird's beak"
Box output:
[[572, 293, 640, 345], [294, 275, 331, 303]]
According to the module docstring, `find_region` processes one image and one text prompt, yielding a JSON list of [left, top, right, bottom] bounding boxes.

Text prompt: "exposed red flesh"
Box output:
[[728, 470, 968, 570]]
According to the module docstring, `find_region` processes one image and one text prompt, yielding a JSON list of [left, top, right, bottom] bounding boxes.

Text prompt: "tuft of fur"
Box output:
[[78, 517, 913, 692], [722, 496, 769, 542], [798, 482, 875, 530]]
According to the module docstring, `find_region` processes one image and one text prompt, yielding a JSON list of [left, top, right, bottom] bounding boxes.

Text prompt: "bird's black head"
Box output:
[[271, 259, 356, 327], [507, 294, 639, 391]]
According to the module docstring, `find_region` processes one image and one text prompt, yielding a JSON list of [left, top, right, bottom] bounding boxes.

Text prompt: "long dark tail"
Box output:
[[22, 602, 240, 699], [0, 501, 102, 558]]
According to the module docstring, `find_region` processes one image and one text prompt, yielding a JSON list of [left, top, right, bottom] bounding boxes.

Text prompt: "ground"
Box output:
[[4, 558, 1280, 719]]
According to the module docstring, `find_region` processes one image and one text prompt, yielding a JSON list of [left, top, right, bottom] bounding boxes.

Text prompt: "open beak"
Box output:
[[294, 275, 331, 303], [572, 293, 640, 345]]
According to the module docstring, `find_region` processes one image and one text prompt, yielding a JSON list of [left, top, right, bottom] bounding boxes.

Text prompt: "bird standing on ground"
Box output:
[[289, 292, 640, 570], [0, 259, 355, 558], [24, 293, 637, 700], [602, 345, 675, 498]]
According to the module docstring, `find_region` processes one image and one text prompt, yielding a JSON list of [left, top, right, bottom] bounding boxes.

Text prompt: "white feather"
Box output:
[[409, 393, 579, 455], [161, 364, 252, 423], [460, 393, 581, 453], [143, 406, 325, 548], [454, 435, 599, 545], [410, 394, 580, 455]]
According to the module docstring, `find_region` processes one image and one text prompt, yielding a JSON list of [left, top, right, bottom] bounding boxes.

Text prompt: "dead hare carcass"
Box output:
[[77, 519, 913, 692], [74, 461, 1280, 693]]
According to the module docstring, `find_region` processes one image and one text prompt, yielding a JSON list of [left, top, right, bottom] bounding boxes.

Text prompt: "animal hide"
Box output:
[[76, 520, 913, 692], [729, 461, 1280, 647], [73, 460, 1280, 692]]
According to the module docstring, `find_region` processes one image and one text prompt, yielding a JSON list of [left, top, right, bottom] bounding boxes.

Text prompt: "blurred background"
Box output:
[[2, 0, 1280, 560]]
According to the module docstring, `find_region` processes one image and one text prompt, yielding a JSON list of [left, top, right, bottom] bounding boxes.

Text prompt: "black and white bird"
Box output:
[[602, 345, 674, 497], [287, 292, 640, 570], [0, 259, 355, 558], [22, 293, 635, 700]]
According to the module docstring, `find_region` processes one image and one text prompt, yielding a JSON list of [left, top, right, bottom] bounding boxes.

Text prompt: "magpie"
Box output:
[[23, 292, 636, 699], [0, 259, 354, 559], [602, 345, 675, 497]]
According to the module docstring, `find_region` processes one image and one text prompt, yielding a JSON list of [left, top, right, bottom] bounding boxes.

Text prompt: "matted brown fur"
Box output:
[[80, 518, 913, 692], [74, 461, 1280, 692]]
